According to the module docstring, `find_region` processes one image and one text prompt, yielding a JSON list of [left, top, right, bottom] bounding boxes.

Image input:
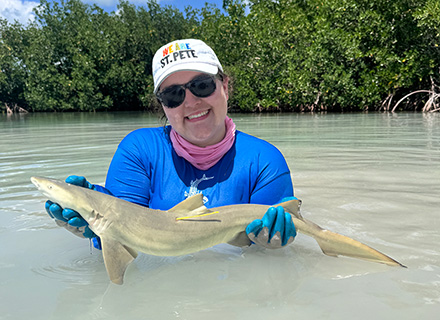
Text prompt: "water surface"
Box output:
[[1, 112, 439, 319]]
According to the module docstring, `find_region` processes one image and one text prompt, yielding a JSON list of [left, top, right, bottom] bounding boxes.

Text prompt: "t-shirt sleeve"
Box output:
[[105, 132, 151, 207], [249, 142, 294, 205]]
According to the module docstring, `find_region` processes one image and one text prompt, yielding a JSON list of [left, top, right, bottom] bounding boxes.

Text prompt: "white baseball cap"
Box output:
[[152, 39, 223, 94]]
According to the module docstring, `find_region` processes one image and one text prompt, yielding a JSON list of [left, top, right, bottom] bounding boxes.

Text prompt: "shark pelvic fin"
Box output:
[[227, 231, 252, 247], [101, 236, 138, 285]]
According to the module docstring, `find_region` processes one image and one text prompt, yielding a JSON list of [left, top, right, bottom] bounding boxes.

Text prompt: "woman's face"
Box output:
[[160, 71, 229, 147]]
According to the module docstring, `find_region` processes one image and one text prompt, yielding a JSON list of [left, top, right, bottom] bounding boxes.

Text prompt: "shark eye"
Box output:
[[48, 185, 53, 189]]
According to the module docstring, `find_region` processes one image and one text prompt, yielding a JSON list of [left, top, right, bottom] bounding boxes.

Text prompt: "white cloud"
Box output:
[[0, 0, 39, 25]]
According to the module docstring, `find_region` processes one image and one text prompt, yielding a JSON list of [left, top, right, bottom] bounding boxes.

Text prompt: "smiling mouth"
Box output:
[[187, 110, 209, 120]]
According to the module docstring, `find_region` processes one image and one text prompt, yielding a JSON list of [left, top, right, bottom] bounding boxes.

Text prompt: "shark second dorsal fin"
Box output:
[[168, 194, 209, 215], [278, 199, 303, 220]]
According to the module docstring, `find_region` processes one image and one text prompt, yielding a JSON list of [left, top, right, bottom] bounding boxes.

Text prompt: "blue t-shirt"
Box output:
[[105, 126, 293, 210]]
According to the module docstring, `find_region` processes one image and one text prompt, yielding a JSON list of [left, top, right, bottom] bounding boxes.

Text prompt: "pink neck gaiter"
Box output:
[[170, 116, 236, 170]]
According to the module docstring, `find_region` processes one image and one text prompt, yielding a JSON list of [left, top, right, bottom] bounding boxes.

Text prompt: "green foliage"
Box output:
[[0, 0, 438, 112], [0, 19, 29, 108], [221, 0, 439, 111], [1, 0, 197, 111], [413, 0, 440, 81]]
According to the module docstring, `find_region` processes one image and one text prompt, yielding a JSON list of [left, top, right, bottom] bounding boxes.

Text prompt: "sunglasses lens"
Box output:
[[159, 86, 185, 108], [189, 77, 217, 98], [158, 75, 218, 108]]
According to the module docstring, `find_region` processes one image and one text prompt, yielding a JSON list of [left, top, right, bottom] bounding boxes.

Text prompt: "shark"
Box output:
[[31, 176, 405, 284]]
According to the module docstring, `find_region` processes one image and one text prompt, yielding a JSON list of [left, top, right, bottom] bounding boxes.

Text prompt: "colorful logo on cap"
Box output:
[[160, 42, 198, 68]]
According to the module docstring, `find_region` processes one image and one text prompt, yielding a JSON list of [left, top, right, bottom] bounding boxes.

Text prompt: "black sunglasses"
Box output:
[[156, 74, 221, 108]]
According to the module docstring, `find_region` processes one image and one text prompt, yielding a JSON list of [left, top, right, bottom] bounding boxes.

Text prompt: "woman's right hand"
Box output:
[[45, 201, 95, 239]]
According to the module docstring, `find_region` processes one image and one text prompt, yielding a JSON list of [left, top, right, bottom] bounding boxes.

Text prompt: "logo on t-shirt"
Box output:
[[184, 174, 213, 204]]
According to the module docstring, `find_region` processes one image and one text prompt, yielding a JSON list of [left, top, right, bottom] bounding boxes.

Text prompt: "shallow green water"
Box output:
[[1, 112, 439, 319]]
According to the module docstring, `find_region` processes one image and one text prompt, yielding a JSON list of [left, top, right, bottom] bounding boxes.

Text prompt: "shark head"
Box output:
[[31, 176, 75, 206]]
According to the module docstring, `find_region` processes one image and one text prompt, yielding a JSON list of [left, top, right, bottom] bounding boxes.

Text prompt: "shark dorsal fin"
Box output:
[[168, 194, 209, 215]]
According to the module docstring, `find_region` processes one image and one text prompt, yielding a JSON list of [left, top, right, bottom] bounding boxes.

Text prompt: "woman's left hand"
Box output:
[[246, 203, 296, 249]]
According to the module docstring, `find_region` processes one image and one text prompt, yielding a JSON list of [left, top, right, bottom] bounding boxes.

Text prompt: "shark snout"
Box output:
[[31, 177, 48, 193], [30, 176, 39, 188], [30, 176, 55, 200]]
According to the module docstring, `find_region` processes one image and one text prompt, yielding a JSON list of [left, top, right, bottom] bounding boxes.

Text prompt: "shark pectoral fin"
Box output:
[[227, 231, 252, 247], [101, 236, 138, 285]]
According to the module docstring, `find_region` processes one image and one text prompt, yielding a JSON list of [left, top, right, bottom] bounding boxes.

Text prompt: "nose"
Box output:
[[182, 88, 202, 108]]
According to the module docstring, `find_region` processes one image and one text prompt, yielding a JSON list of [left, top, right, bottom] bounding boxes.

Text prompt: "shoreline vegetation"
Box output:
[[1, 0, 439, 113]]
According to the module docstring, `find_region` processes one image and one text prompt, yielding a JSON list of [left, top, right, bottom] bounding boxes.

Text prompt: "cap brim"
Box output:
[[154, 63, 219, 94]]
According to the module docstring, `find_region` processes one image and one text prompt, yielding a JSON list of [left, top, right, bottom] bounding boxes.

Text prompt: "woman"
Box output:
[[46, 39, 297, 250]]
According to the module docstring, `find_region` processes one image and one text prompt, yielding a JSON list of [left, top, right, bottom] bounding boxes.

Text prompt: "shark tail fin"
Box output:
[[101, 236, 138, 285], [296, 217, 406, 268], [278, 198, 405, 267]]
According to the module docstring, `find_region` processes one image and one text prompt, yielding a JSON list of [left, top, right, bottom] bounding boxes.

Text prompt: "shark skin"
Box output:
[[31, 177, 406, 285]]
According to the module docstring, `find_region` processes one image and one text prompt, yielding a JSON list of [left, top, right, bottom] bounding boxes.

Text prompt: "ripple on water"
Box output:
[[31, 249, 107, 285]]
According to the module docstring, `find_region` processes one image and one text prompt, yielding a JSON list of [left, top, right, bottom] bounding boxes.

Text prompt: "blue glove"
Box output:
[[45, 175, 111, 249], [246, 197, 297, 249]]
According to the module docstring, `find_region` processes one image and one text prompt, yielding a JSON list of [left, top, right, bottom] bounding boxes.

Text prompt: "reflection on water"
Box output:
[[1, 112, 439, 319]]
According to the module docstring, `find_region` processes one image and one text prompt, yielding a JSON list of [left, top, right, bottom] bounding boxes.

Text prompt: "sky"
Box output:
[[0, 0, 226, 25]]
